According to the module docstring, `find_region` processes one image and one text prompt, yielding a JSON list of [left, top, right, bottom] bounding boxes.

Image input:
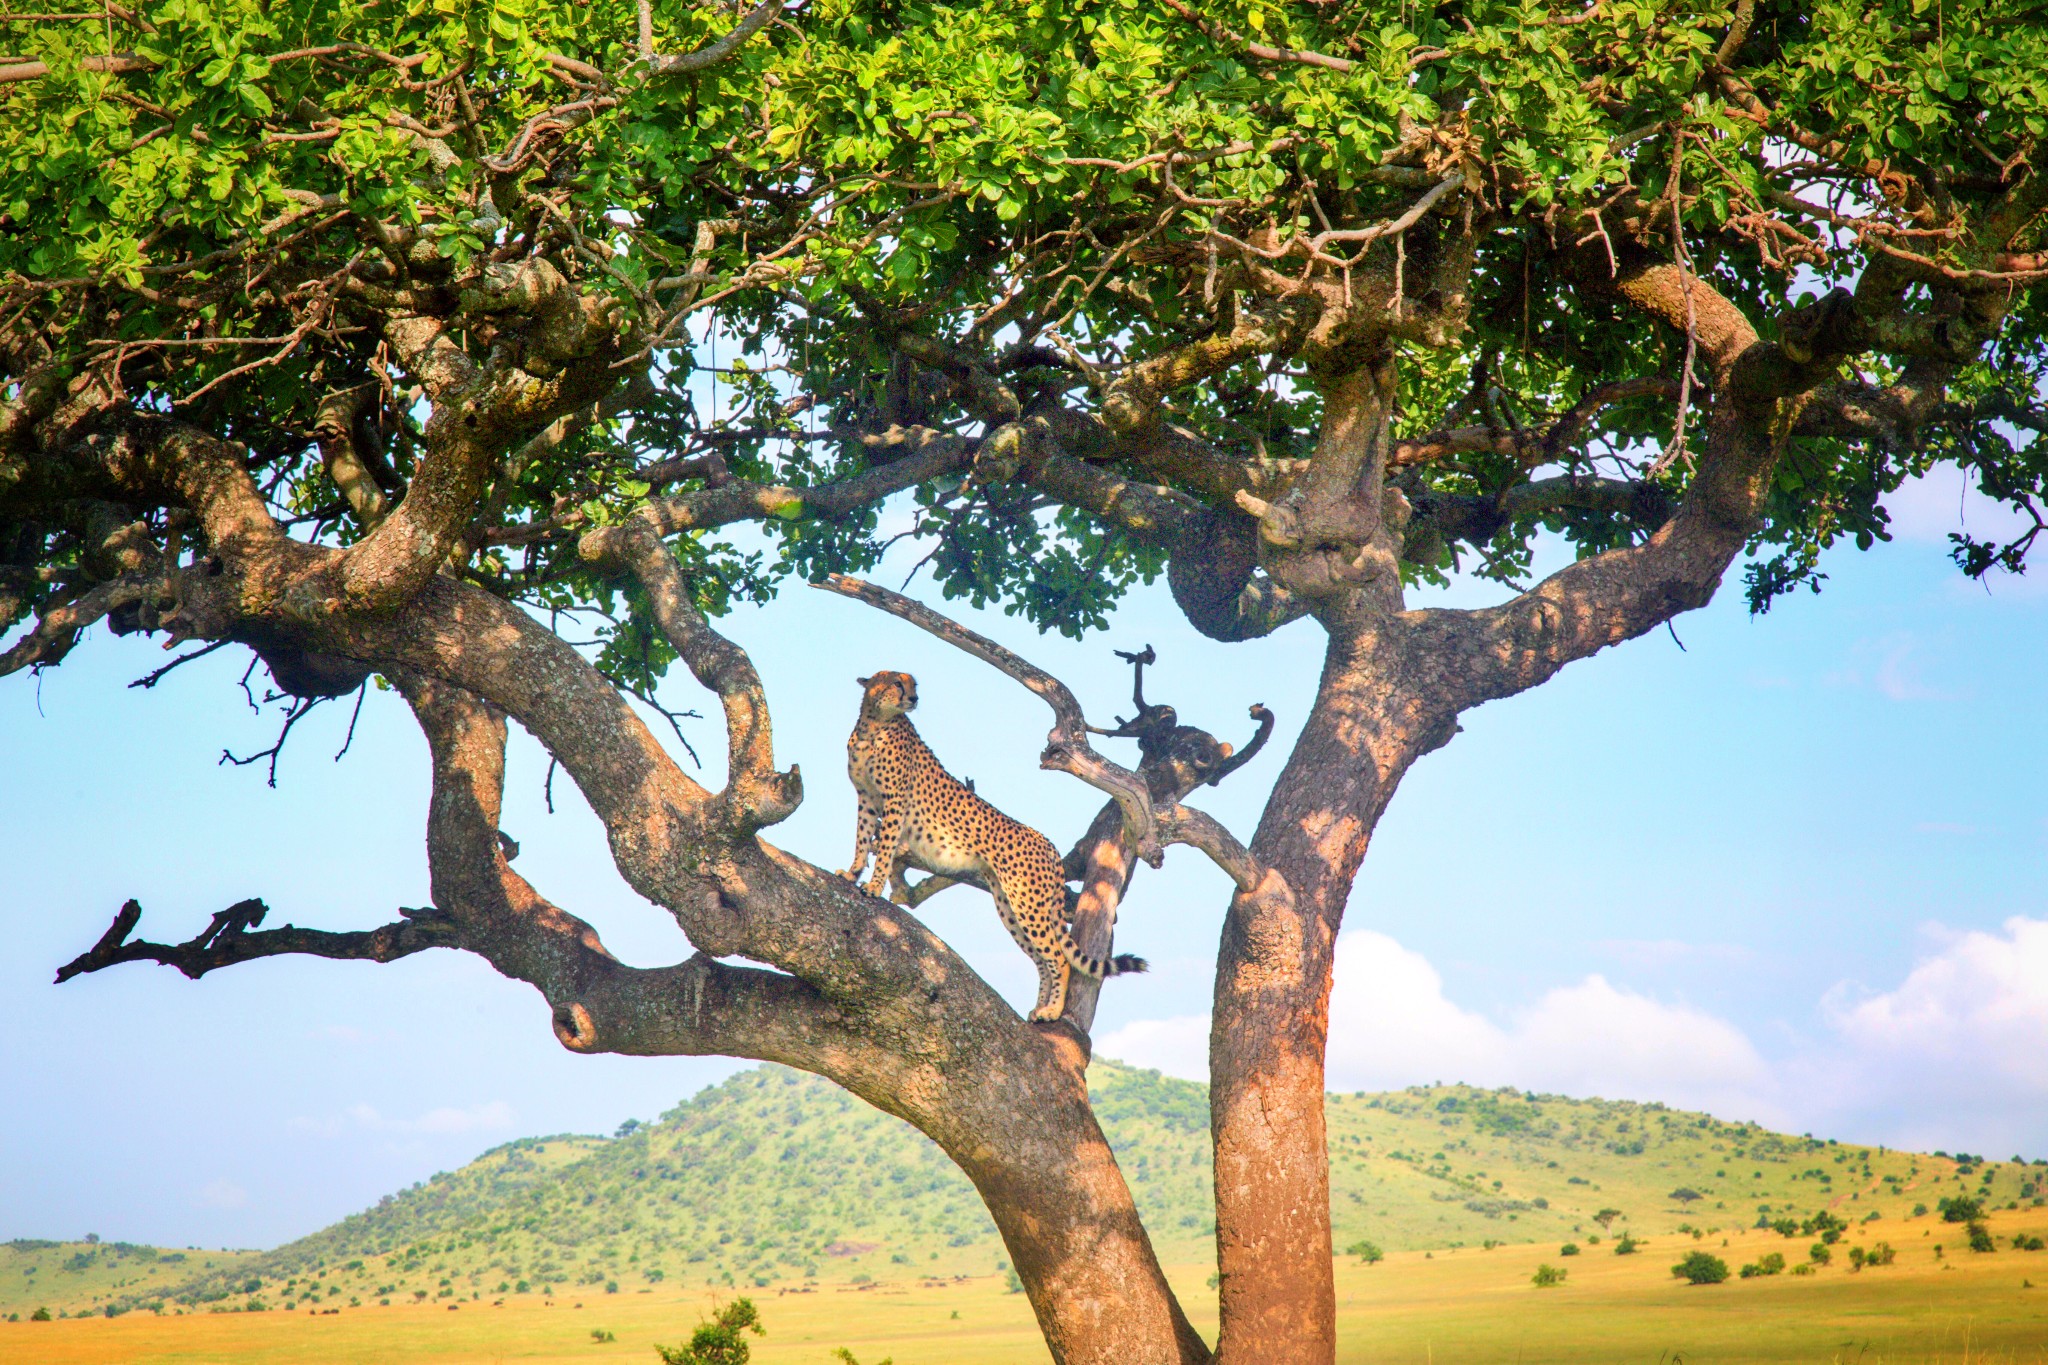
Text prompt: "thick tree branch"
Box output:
[[578, 520, 802, 828], [0, 571, 161, 677], [630, 425, 970, 539], [640, 0, 783, 76]]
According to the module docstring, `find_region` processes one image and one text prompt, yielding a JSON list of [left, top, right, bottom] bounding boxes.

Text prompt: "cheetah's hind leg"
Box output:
[[1027, 952, 1070, 1023]]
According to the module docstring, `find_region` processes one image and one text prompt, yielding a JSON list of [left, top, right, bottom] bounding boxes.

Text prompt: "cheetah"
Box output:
[[840, 671, 1146, 1022]]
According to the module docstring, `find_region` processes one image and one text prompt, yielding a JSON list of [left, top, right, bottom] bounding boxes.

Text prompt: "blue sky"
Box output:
[[2, 463, 2044, 1251]]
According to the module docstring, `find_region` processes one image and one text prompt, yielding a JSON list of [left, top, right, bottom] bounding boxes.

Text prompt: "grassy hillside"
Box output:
[[10, 1061, 2045, 1321], [0, 1241, 261, 1322]]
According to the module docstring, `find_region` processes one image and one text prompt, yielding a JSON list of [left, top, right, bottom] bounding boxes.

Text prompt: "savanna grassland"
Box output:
[[5, 1214, 2047, 1365], [4, 1062, 2045, 1362]]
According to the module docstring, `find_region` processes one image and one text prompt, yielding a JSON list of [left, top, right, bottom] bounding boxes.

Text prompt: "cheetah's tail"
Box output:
[[1061, 938, 1149, 979]]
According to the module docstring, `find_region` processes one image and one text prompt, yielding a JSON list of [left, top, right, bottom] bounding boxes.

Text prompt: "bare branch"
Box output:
[[218, 694, 326, 787], [55, 897, 454, 983]]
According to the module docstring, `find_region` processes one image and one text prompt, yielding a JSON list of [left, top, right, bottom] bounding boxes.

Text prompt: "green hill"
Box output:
[[12, 1061, 2044, 1319]]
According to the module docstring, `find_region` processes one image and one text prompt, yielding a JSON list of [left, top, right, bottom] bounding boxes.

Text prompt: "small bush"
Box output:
[[1671, 1252, 1729, 1285], [1531, 1264, 1568, 1288], [1344, 1240, 1384, 1265], [1940, 1197, 1986, 1224], [590, 1328, 616, 1343], [1967, 1223, 1996, 1253], [30, 1308, 50, 1322], [1739, 1252, 1786, 1278], [1809, 1243, 1832, 1266], [1558, 1243, 1580, 1257], [1613, 1235, 1640, 1256]]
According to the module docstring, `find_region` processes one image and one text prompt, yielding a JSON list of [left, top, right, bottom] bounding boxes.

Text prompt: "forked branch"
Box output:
[[818, 572, 1164, 865], [817, 576, 1289, 911], [579, 520, 801, 828]]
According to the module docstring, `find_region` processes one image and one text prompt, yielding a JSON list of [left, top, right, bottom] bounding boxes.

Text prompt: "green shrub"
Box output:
[[1531, 1264, 1568, 1288], [30, 1308, 50, 1322], [1671, 1252, 1729, 1285], [655, 1298, 761, 1365], [2012, 1234, 2046, 1252], [1940, 1197, 1986, 1223], [1968, 1223, 1996, 1253], [1343, 1240, 1383, 1265], [1558, 1243, 1580, 1257], [1809, 1243, 1832, 1266], [1739, 1252, 1786, 1278], [1613, 1235, 1640, 1256]]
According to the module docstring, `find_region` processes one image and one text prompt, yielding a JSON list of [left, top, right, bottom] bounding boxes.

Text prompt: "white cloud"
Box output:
[[289, 1100, 517, 1139], [344, 1101, 517, 1135], [1104, 930, 1778, 1121], [1873, 633, 1967, 702], [196, 1179, 248, 1210], [1101, 919, 2048, 1154], [1827, 917, 2048, 1092]]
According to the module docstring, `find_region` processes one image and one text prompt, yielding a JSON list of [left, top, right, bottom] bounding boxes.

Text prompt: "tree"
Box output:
[[5, 1, 2045, 1363], [656, 1298, 763, 1365], [1671, 1252, 1730, 1286]]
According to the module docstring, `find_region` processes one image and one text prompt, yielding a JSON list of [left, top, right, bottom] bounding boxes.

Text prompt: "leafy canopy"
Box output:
[[5, 0, 2045, 677]]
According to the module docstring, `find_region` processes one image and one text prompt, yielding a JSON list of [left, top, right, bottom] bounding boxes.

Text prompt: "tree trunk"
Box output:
[[1206, 362, 1451, 1365]]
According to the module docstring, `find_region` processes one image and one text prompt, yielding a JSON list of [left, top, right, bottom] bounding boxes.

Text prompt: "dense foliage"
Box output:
[[7, 0, 2045, 675]]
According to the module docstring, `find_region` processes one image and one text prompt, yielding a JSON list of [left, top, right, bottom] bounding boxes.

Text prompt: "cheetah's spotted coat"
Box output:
[[840, 671, 1145, 1021]]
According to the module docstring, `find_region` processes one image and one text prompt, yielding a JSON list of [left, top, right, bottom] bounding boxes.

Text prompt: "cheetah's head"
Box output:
[[857, 671, 919, 720]]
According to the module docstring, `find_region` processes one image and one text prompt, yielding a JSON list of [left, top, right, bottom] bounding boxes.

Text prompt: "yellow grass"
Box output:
[[6, 1212, 2045, 1364]]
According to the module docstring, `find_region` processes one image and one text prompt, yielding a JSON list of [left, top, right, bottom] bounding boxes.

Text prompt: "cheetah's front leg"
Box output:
[[864, 798, 907, 900], [840, 790, 879, 885]]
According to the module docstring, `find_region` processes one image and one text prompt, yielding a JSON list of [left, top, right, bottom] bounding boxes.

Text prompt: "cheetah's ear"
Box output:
[[856, 675, 871, 688]]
